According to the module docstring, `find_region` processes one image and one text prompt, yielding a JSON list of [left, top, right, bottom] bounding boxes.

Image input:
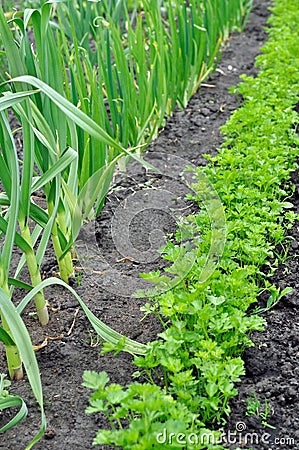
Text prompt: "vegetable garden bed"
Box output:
[[1, 0, 299, 449]]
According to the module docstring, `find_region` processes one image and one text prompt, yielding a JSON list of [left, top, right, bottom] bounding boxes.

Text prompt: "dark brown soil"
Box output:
[[2, 1, 298, 449]]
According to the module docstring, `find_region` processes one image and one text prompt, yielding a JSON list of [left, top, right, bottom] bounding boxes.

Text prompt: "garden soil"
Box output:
[[1, 1, 299, 449]]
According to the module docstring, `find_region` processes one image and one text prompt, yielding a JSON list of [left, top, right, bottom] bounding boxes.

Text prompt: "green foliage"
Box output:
[[83, 370, 222, 449], [0, 0, 252, 420], [0, 326, 15, 346], [0, 289, 46, 447], [55, 0, 248, 150], [0, 0, 253, 296], [1, 0, 297, 447], [254, 285, 292, 314], [246, 392, 275, 429], [85, 0, 299, 447], [0, 374, 28, 433]]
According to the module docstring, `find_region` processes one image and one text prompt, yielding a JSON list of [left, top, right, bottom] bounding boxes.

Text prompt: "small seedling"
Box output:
[[75, 270, 84, 287], [255, 286, 293, 314], [246, 392, 276, 429], [83, 330, 103, 348]]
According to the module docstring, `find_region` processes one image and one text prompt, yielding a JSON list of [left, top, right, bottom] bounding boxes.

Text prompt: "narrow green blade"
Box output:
[[16, 278, 147, 355], [0, 289, 46, 448]]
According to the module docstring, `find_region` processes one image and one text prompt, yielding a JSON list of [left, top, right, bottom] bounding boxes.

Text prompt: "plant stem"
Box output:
[[48, 200, 74, 283], [19, 223, 49, 325], [57, 207, 74, 282], [2, 317, 23, 380], [0, 280, 23, 380], [50, 221, 71, 283]]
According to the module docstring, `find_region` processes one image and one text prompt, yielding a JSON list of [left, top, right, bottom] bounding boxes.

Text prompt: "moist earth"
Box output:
[[2, 1, 298, 449]]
